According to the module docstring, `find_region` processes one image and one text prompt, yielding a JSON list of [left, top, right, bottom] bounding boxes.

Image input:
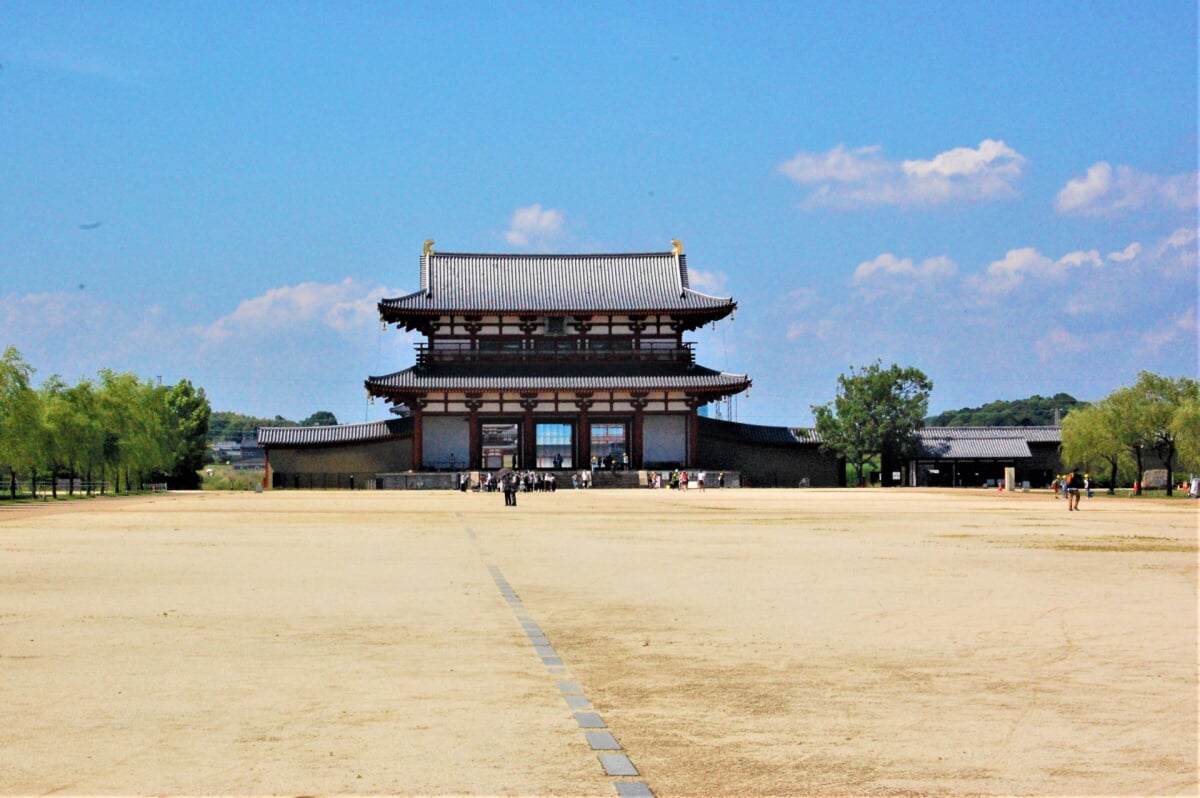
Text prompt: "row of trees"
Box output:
[[1061, 371, 1199, 496], [208, 409, 338, 442], [0, 346, 211, 498]]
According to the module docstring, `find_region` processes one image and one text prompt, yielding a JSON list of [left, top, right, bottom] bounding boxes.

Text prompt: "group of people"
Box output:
[[459, 470, 558, 496], [646, 469, 723, 490], [590, 453, 630, 471], [457, 466, 731, 503]]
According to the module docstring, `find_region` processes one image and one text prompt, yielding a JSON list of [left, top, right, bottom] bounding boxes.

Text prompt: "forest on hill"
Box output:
[[926, 394, 1087, 427], [208, 410, 339, 442]]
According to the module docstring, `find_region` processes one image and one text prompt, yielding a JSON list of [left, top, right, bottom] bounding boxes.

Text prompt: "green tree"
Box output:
[[96, 370, 174, 493], [1134, 372, 1199, 496], [165, 380, 211, 489], [209, 411, 293, 441], [1060, 402, 1124, 494], [0, 347, 45, 498], [1104, 383, 1155, 495], [1061, 371, 1198, 496], [1172, 394, 1200, 474], [812, 360, 933, 486], [927, 393, 1086, 426], [301, 410, 338, 427], [40, 376, 72, 497]]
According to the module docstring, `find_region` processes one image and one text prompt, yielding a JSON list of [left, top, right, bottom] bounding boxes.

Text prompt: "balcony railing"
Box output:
[[415, 341, 696, 366]]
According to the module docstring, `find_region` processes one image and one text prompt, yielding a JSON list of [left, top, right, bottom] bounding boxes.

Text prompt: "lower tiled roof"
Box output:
[[919, 437, 1033, 460], [258, 417, 413, 448], [366, 362, 750, 394], [916, 426, 1060, 459], [698, 416, 821, 445]]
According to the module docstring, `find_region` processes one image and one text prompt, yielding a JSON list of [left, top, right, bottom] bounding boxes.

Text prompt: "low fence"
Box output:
[[3, 479, 111, 497]]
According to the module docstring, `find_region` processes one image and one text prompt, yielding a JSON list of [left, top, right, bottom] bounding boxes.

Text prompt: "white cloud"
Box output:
[[688, 268, 728, 295], [978, 247, 1053, 293], [853, 253, 957, 282], [194, 278, 403, 345], [778, 145, 890, 184], [976, 247, 1104, 294], [504, 204, 566, 248], [20, 47, 143, 86], [1107, 242, 1142, 262], [778, 139, 1026, 209], [1055, 162, 1199, 216], [852, 253, 957, 301], [1034, 327, 1091, 362], [785, 319, 836, 342], [1139, 309, 1198, 353]]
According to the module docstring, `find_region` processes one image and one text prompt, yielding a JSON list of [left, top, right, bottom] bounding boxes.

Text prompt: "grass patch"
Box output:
[[200, 465, 265, 491]]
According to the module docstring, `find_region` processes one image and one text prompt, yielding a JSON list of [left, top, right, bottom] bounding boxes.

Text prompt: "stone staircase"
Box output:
[[585, 470, 646, 489]]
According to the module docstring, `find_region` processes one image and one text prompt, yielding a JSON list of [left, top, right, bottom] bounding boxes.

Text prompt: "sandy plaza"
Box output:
[[1, 487, 1196, 796]]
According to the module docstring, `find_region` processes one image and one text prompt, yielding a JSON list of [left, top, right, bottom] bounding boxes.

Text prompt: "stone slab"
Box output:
[[564, 694, 591, 710], [585, 730, 621, 750], [598, 753, 638, 777], [574, 712, 605, 729]]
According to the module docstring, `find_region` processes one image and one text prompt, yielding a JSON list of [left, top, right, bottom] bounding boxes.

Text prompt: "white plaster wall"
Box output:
[[643, 414, 687, 464], [422, 415, 470, 468]]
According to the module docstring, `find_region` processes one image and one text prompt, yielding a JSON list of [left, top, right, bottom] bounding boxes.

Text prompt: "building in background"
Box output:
[[365, 240, 750, 472]]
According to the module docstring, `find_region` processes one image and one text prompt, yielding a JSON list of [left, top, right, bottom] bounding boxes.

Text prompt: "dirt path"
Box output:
[[1, 488, 1195, 795]]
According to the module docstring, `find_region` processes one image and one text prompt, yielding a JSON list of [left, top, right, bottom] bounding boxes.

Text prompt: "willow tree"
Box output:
[[96, 370, 174, 492], [1060, 402, 1124, 494], [1135, 372, 1199, 495], [41, 376, 105, 496], [0, 347, 44, 498], [1061, 371, 1199, 495]]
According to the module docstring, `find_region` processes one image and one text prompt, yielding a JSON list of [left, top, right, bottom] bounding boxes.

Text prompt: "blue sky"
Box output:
[[2, 1, 1196, 428]]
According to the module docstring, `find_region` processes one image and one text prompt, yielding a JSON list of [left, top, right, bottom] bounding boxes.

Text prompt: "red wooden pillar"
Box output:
[[631, 393, 648, 469], [412, 407, 424, 469], [575, 393, 593, 470], [466, 398, 482, 470], [685, 396, 703, 467], [520, 394, 538, 469]]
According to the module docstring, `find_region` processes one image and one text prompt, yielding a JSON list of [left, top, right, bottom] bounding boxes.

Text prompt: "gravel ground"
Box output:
[[1, 487, 1195, 796]]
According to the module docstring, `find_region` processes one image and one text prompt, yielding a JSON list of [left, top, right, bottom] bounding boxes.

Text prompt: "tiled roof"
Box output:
[[380, 251, 735, 315], [922, 425, 1062, 443], [915, 426, 1060, 459], [919, 436, 1033, 460], [366, 362, 750, 394], [257, 417, 413, 448], [698, 416, 822, 445]]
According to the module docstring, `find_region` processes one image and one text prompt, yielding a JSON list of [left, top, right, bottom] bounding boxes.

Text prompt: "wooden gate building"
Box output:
[[364, 241, 751, 471]]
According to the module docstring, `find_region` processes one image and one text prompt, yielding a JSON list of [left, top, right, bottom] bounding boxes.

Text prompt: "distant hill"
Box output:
[[926, 394, 1087, 427], [209, 411, 294, 442], [208, 410, 340, 441]]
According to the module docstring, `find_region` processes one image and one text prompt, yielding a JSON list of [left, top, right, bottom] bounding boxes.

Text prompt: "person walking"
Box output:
[[1065, 468, 1082, 511]]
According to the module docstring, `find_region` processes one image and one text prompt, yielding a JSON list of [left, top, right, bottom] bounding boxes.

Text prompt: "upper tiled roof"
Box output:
[[366, 362, 750, 394], [380, 250, 735, 316], [920, 425, 1061, 442], [258, 417, 413, 448]]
